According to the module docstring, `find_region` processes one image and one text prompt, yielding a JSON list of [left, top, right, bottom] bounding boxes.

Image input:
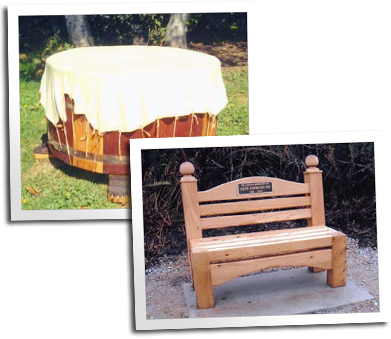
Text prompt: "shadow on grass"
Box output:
[[32, 133, 109, 185], [48, 156, 110, 186], [35, 134, 110, 186]]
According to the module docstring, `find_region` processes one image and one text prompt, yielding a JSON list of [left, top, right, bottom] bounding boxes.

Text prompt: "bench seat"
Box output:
[[190, 226, 344, 288], [191, 225, 335, 262]]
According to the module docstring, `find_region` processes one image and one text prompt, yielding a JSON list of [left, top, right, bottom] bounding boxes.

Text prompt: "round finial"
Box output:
[[180, 162, 195, 176], [305, 155, 319, 168]]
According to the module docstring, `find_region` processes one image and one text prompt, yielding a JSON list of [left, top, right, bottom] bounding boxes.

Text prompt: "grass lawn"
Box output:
[[217, 67, 249, 136], [19, 66, 248, 210]]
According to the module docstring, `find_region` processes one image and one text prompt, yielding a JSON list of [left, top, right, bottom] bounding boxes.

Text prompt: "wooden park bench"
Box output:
[[179, 155, 347, 309]]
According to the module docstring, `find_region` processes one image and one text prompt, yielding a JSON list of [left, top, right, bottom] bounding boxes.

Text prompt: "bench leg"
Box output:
[[192, 251, 215, 309], [309, 267, 326, 273], [188, 248, 195, 290], [327, 232, 347, 287]]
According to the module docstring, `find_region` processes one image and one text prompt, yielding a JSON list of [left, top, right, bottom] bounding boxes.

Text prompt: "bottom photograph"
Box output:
[[138, 141, 378, 321]]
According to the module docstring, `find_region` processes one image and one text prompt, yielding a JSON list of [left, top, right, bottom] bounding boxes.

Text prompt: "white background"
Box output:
[[6, 0, 391, 338], [255, 0, 391, 135]]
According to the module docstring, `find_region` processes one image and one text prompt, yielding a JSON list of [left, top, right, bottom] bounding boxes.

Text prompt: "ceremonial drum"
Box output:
[[38, 46, 227, 203]]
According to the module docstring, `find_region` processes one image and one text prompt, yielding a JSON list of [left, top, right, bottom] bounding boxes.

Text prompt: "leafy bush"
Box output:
[[19, 35, 74, 81], [19, 16, 69, 53], [19, 13, 248, 55], [187, 13, 247, 42], [88, 14, 170, 46]]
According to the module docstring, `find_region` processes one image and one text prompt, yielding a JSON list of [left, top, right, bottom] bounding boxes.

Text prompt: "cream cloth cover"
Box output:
[[39, 46, 228, 133]]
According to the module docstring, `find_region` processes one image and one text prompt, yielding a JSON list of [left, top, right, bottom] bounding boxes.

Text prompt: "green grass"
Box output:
[[20, 65, 248, 210], [218, 67, 249, 136], [20, 81, 116, 210]]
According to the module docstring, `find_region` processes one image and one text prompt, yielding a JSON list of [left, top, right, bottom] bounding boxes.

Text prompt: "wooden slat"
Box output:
[[211, 249, 333, 286], [200, 208, 312, 230], [193, 234, 333, 262], [197, 233, 331, 255], [195, 225, 329, 246], [194, 227, 332, 249], [72, 115, 103, 173], [198, 177, 310, 203], [199, 196, 311, 216]]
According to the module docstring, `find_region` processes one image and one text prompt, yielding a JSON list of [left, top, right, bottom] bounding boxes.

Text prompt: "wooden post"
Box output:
[[191, 250, 215, 309], [180, 162, 202, 288], [304, 155, 326, 272], [304, 155, 326, 226], [327, 232, 347, 287]]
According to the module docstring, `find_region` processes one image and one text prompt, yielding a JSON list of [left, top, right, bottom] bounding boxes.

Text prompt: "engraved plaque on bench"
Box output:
[[237, 182, 273, 195]]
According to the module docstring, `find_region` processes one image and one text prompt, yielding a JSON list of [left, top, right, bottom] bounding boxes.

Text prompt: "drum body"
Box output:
[[47, 95, 218, 175]]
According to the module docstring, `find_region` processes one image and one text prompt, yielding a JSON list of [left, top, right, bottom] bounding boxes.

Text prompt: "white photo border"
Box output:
[[130, 131, 390, 330], [9, 1, 255, 220]]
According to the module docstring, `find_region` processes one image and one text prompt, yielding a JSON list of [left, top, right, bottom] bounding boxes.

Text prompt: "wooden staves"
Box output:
[[47, 94, 218, 175]]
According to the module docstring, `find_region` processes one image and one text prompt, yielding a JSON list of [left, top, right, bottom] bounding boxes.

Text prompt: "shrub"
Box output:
[[19, 35, 74, 81]]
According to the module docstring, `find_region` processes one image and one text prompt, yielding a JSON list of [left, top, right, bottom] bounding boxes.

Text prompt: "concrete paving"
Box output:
[[183, 268, 374, 318]]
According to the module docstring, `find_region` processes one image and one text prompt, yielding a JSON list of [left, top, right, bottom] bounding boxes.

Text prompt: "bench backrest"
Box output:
[[180, 155, 325, 246]]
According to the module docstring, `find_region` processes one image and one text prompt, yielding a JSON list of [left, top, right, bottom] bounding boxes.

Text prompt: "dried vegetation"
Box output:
[[142, 143, 376, 267]]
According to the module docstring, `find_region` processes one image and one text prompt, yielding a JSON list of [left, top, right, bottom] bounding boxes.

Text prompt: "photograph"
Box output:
[[129, 132, 387, 330], [10, 6, 250, 219]]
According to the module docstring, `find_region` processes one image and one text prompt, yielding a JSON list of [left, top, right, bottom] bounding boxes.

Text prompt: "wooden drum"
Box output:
[[47, 95, 218, 175], [46, 95, 218, 203], [39, 46, 226, 204]]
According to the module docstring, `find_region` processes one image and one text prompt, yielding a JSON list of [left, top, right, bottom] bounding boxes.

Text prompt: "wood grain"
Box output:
[[327, 232, 347, 287], [199, 196, 311, 216], [200, 208, 312, 230], [211, 249, 332, 286], [198, 177, 310, 203], [192, 251, 215, 309]]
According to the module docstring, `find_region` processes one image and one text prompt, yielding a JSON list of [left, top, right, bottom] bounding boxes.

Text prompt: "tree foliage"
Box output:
[[19, 13, 247, 81], [19, 15, 69, 53], [87, 14, 170, 46], [19, 13, 248, 53], [187, 13, 247, 42]]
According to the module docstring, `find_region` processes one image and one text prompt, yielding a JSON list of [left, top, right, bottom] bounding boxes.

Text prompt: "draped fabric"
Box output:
[[39, 46, 228, 133]]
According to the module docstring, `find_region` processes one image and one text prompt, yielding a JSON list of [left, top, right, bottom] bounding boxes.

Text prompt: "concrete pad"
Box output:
[[183, 268, 374, 318]]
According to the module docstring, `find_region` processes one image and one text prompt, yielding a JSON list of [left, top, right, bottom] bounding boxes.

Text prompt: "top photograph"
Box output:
[[18, 12, 249, 211]]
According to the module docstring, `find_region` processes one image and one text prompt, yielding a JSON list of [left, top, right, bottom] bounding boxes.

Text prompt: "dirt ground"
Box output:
[[144, 237, 379, 319], [188, 41, 248, 67]]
